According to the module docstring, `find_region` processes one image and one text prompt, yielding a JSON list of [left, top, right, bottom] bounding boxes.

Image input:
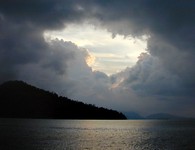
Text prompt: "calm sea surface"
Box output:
[[0, 119, 195, 150]]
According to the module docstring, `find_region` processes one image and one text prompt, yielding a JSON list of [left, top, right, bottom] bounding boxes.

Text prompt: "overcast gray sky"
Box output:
[[0, 0, 195, 117]]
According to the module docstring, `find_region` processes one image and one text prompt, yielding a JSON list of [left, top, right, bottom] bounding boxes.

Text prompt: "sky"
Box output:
[[44, 23, 148, 75], [0, 0, 195, 117]]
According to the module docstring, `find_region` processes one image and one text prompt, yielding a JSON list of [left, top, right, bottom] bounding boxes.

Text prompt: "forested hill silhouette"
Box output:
[[0, 81, 126, 119]]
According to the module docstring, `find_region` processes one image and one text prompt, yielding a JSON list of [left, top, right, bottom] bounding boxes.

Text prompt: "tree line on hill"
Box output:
[[0, 80, 126, 119]]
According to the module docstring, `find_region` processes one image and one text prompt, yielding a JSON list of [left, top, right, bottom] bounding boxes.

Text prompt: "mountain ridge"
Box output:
[[0, 80, 126, 119]]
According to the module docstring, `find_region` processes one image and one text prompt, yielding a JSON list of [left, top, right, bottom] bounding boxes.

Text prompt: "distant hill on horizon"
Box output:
[[145, 113, 185, 120], [124, 112, 189, 120], [0, 80, 126, 119]]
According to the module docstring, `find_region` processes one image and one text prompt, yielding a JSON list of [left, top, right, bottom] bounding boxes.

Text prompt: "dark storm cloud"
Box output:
[[0, 0, 85, 82], [91, 0, 195, 97], [86, 0, 195, 115], [0, 0, 195, 116], [0, 18, 47, 82], [0, 0, 87, 29], [91, 0, 195, 40]]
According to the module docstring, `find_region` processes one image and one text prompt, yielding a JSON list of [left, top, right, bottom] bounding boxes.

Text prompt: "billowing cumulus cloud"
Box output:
[[87, 0, 195, 116], [0, 0, 195, 117]]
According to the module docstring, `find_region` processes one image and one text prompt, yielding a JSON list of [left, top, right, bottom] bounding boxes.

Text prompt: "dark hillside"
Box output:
[[0, 81, 126, 119]]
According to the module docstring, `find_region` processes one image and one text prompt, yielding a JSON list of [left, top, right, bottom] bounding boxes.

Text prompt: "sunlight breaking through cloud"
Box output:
[[44, 23, 148, 75]]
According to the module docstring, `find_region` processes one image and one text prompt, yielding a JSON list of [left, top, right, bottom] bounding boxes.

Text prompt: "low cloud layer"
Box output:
[[0, 0, 195, 117]]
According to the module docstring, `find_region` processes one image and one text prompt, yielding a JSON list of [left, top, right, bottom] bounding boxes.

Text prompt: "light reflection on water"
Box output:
[[0, 119, 195, 150]]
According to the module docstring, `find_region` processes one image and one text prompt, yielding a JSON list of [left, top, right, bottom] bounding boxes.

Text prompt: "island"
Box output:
[[0, 80, 126, 119]]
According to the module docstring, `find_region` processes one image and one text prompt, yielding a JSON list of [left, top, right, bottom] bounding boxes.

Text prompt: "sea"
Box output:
[[0, 119, 195, 150]]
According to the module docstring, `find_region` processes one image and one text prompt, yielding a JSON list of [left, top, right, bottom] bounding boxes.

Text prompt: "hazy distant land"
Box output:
[[124, 112, 190, 120]]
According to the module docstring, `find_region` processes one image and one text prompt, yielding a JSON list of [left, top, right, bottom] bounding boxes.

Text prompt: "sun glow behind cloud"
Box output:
[[44, 23, 148, 75], [85, 52, 96, 66]]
